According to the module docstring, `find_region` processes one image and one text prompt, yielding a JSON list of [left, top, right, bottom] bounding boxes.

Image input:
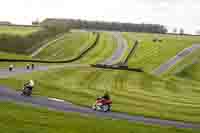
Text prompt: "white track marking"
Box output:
[[48, 98, 65, 102]]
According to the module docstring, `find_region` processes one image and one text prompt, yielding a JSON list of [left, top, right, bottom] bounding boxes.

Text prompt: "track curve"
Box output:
[[152, 44, 200, 76], [101, 32, 128, 65]]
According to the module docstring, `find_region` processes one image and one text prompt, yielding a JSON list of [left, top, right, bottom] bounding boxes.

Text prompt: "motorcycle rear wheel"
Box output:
[[102, 105, 109, 112]]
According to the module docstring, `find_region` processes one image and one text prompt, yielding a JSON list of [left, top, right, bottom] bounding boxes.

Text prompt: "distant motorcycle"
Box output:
[[92, 97, 112, 112], [26, 64, 30, 70], [21, 85, 32, 96], [8, 65, 14, 72], [31, 64, 35, 69]]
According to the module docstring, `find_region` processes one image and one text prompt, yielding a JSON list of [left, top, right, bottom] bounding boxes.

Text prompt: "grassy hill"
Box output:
[[0, 25, 40, 36], [0, 26, 117, 64], [123, 33, 200, 72], [0, 30, 99, 68], [1, 29, 200, 132], [0, 25, 65, 54], [161, 48, 200, 76], [0, 31, 98, 60], [1, 67, 200, 123], [34, 32, 97, 60], [78, 32, 117, 64], [0, 51, 30, 59]]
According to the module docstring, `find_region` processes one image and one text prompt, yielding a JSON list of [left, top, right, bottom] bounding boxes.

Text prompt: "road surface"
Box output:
[[152, 44, 200, 76], [101, 32, 128, 65], [0, 63, 88, 78]]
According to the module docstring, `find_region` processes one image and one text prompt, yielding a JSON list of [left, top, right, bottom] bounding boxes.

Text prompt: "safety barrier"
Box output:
[[91, 64, 143, 72]]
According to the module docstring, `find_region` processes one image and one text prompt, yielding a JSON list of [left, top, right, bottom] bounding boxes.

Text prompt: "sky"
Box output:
[[0, 0, 200, 34]]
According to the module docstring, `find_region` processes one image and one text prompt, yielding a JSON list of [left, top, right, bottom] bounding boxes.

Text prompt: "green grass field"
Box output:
[[0, 51, 32, 68], [0, 25, 40, 36], [123, 33, 200, 72], [77, 32, 117, 64], [0, 101, 197, 133], [35, 32, 97, 60], [1, 30, 200, 132], [0, 31, 98, 68], [0, 31, 116, 64], [0, 51, 30, 59], [1, 67, 200, 123], [0, 62, 66, 69], [0, 51, 69, 69], [162, 49, 200, 76], [177, 60, 200, 81]]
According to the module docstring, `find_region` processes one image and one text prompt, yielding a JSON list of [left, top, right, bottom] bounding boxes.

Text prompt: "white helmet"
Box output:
[[29, 80, 34, 87]]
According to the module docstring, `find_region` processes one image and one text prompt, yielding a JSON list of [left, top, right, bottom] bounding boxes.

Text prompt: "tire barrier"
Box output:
[[91, 64, 143, 72]]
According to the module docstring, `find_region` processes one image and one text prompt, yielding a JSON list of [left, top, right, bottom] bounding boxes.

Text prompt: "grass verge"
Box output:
[[0, 101, 198, 133]]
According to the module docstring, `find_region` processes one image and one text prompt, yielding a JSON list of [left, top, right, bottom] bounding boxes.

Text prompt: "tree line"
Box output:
[[41, 18, 168, 34], [0, 18, 168, 54]]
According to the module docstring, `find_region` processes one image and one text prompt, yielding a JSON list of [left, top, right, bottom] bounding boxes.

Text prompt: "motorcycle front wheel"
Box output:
[[102, 105, 109, 112]]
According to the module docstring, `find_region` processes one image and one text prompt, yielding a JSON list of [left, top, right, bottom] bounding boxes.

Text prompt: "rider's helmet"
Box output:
[[9, 64, 14, 68], [29, 80, 34, 87]]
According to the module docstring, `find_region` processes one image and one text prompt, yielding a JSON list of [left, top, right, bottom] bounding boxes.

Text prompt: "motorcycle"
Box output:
[[21, 86, 32, 96], [92, 97, 112, 112], [8, 65, 14, 72]]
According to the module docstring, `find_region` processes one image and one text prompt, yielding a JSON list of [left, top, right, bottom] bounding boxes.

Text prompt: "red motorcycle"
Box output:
[[92, 97, 112, 112]]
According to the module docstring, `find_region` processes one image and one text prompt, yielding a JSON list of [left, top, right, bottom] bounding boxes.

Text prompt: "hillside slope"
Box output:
[[34, 32, 96, 60], [123, 32, 200, 72]]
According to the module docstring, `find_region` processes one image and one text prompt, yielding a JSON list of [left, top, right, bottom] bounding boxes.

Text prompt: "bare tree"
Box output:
[[173, 28, 177, 34], [179, 28, 184, 35]]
